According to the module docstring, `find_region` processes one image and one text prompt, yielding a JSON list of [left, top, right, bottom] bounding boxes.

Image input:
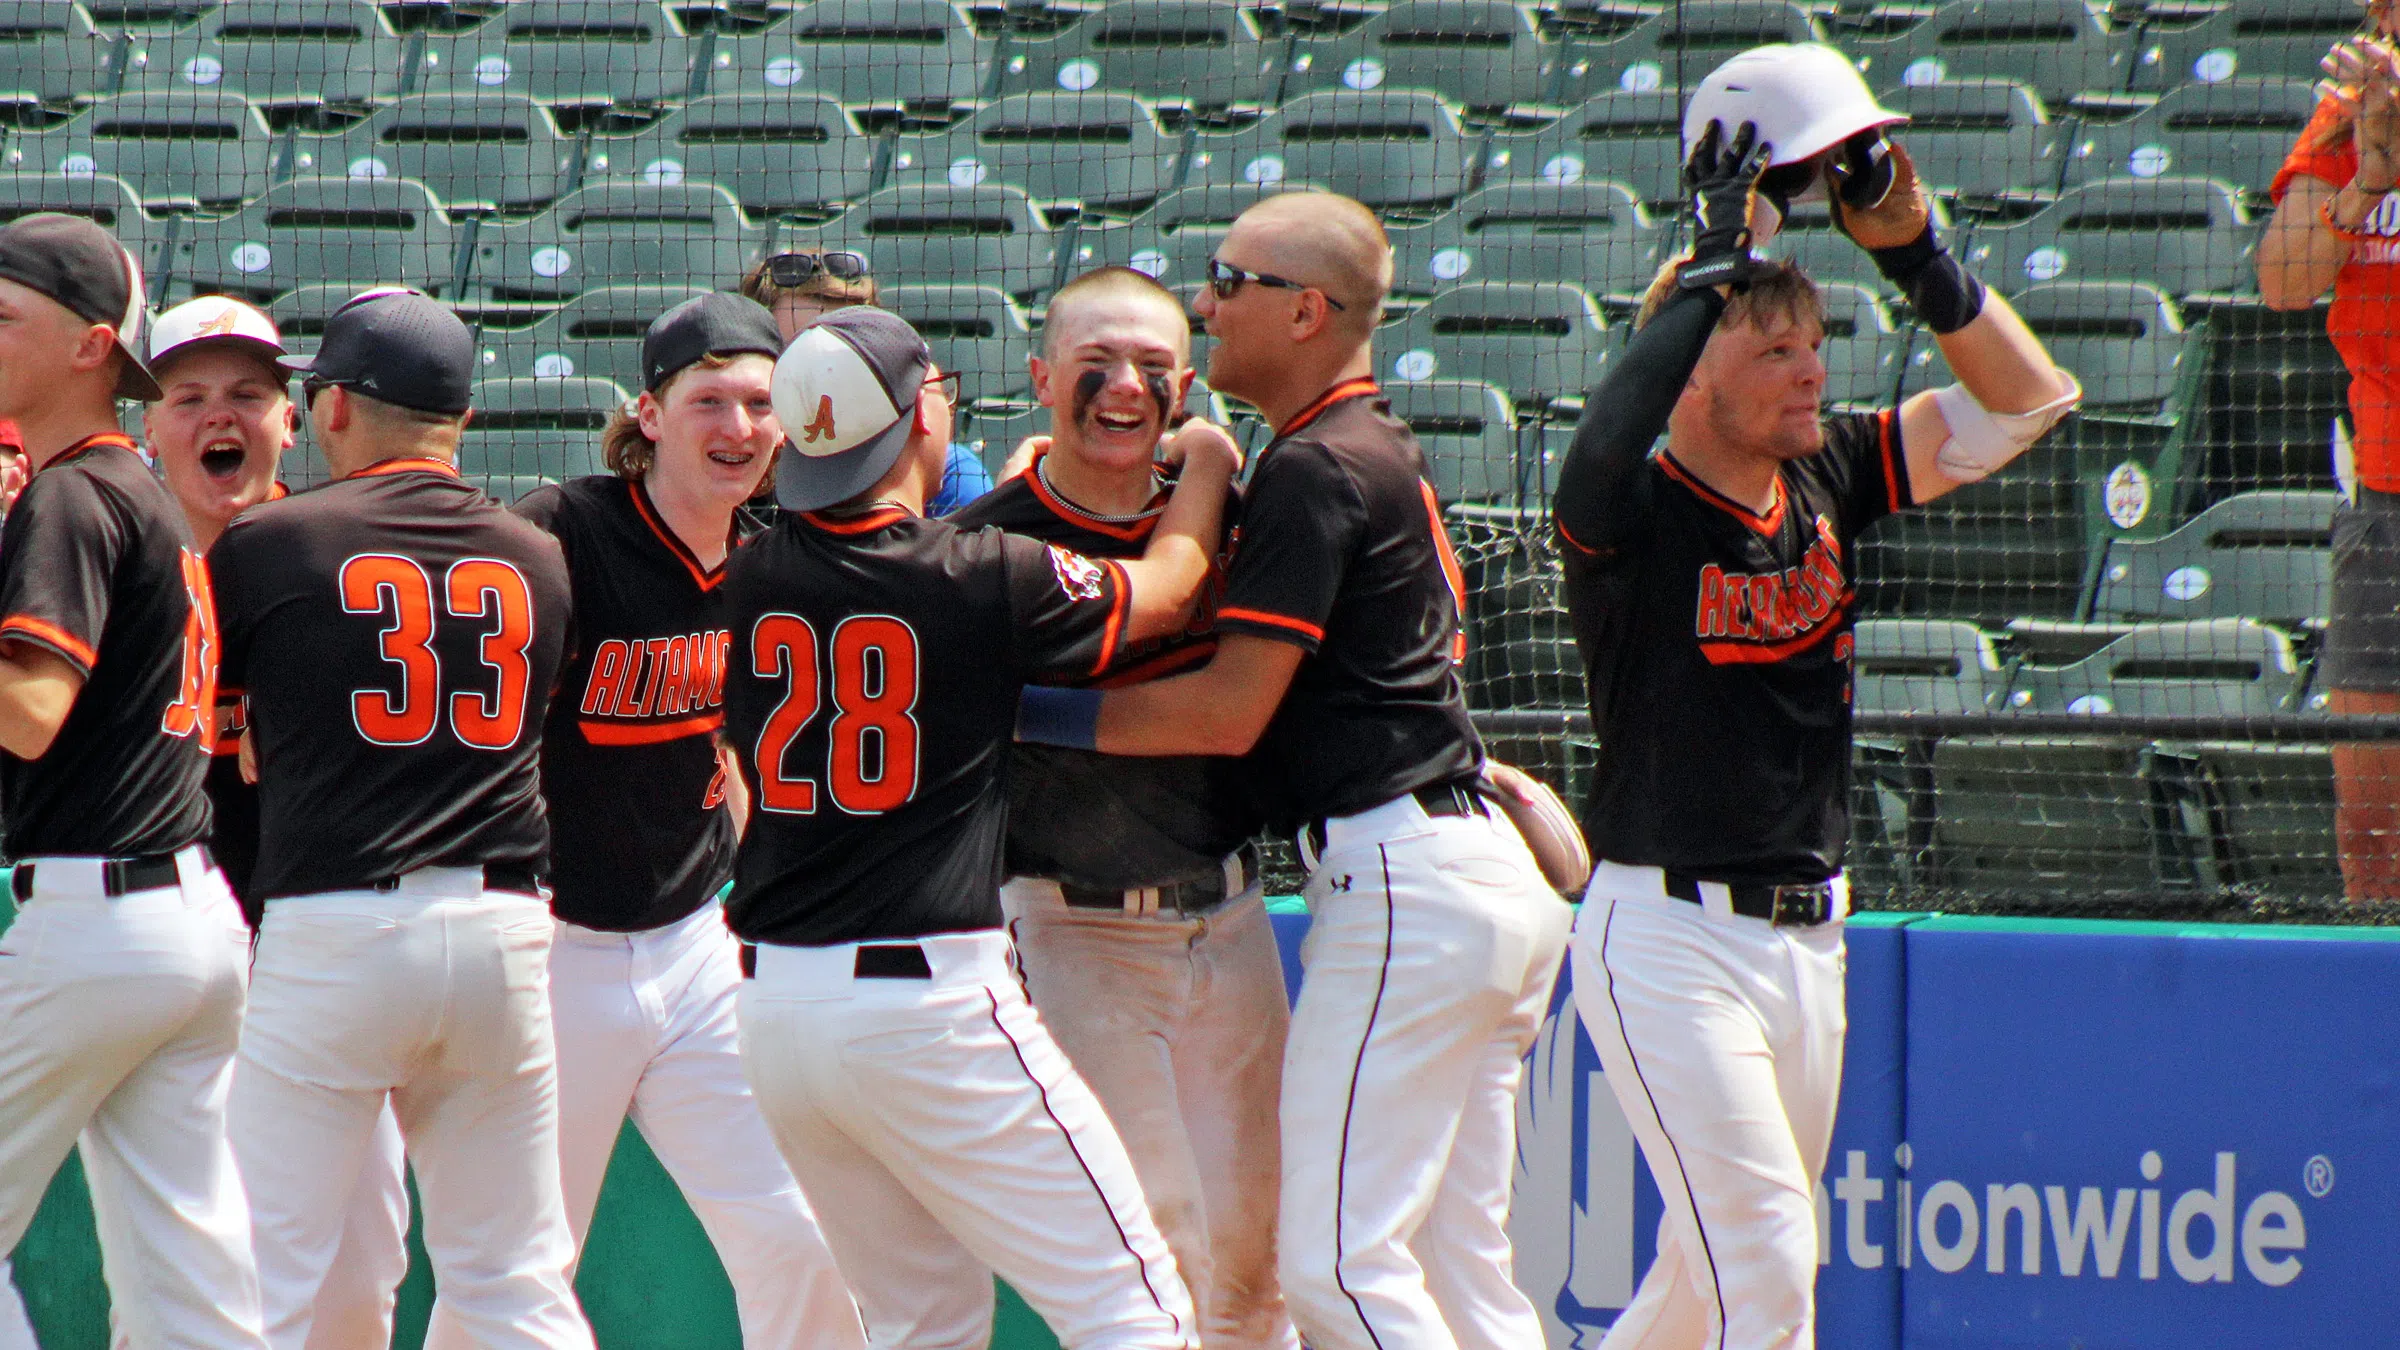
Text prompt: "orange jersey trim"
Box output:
[[1218, 606, 1325, 643], [0, 614, 97, 671], [1026, 452, 1163, 542], [801, 506, 911, 535], [347, 457, 460, 480], [1275, 378, 1382, 441], [579, 712, 724, 746], [36, 431, 141, 476], [1875, 409, 1904, 511], [1554, 515, 1599, 556], [1698, 612, 1848, 666], [1090, 558, 1132, 678], [1657, 451, 1787, 537], [630, 481, 726, 591]]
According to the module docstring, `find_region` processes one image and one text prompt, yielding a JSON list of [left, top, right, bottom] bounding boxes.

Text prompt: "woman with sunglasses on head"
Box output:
[[740, 248, 995, 514]]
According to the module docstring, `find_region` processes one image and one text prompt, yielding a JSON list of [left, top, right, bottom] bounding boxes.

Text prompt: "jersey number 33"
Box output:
[[341, 553, 535, 750]]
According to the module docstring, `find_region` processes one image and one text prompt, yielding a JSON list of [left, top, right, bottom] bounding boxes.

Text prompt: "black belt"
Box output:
[[11, 847, 206, 903], [1662, 872, 1838, 927], [1057, 843, 1259, 916], [1302, 777, 1486, 858], [738, 942, 933, 980], [368, 862, 542, 897]]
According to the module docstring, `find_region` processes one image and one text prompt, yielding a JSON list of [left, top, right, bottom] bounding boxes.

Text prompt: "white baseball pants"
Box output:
[[424, 900, 864, 1350], [1001, 882, 1299, 1350], [1571, 863, 1848, 1350], [1281, 794, 1571, 1350], [230, 868, 594, 1350], [0, 848, 266, 1350], [738, 930, 1197, 1350]]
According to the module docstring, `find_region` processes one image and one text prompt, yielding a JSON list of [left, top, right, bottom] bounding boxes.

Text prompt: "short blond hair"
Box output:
[[1635, 255, 1825, 335], [1041, 265, 1189, 358]]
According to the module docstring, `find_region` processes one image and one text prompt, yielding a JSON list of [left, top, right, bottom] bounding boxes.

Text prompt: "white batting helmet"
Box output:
[[1680, 44, 1907, 169]]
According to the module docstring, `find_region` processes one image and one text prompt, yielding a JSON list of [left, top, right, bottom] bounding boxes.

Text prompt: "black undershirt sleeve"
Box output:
[[1551, 286, 1728, 562]]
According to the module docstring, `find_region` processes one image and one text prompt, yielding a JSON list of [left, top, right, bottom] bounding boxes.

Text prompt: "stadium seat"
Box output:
[[2128, 0, 2361, 92], [2189, 741, 2341, 896], [1488, 91, 1688, 211], [1966, 176, 2260, 299], [1759, 197, 1959, 293], [120, 0, 408, 108], [0, 172, 160, 276], [877, 283, 1036, 410], [1929, 735, 2187, 895], [1538, 0, 1823, 105], [1819, 282, 1906, 407], [8, 91, 274, 210], [2011, 280, 2188, 413], [0, 1, 125, 106], [2091, 488, 2338, 624], [1085, 180, 1329, 292], [1878, 79, 2065, 205], [165, 176, 461, 302], [1181, 91, 1476, 214], [885, 92, 1181, 214], [2001, 618, 2306, 716], [1854, 417, 2087, 621], [1387, 181, 1663, 303], [268, 281, 373, 358], [697, 0, 992, 114], [1854, 618, 2007, 714], [477, 284, 710, 387], [584, 92, 876, 222], [790, 182, 1063, 302], [457, 375, 622, 482], [2067, 77, 2315, 206], [1850, 0, 2130, 108], [991, 0, 1275, 112], [1383, 378, 1521, 504], [306, 93, 581, 214], [1378, 281, 1612, 410], [1280, 0, 1550, 112], [411, 1, 694, 106], [466, 182, 759, 303]]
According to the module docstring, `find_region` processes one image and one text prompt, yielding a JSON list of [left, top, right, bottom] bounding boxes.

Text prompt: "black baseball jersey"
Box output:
[[948, 458, 1260, 888], [0, 433, 214, 859], [205, 481, 286, 921], [1214, 379, 1483, 832], [515, 476, 747, 932], [721, 506, 1132, 946], [1558, 410, 1911, 884], [209, 458, 573, 900]]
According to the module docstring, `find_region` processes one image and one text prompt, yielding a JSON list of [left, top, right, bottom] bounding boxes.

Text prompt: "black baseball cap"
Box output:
[[0, 212, 159, 401], [770, 305, 932, 512], [643, 291, 783, 393], [280, 287, 474, 415]]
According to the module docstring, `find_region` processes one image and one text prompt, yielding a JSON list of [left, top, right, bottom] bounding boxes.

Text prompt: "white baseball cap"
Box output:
[[770, 305, 931, 512], [147, 295, 286, 388], [1682, 44, 1907, 169]]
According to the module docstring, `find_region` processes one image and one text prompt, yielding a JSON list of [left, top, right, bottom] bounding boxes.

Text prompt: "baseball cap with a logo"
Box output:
[[0, 212, 159, 401], [770, 305, 931, 512], [148, 295, 286, 388], [278, 288, 474, 415]]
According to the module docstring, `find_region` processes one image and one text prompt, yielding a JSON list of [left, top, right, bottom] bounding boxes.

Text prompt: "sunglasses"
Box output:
[[767, 251, 870, 287], [1204, 257, 1348, 312]]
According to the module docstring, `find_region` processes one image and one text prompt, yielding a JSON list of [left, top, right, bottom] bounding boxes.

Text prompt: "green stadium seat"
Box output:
[[2001, 617, 2306, 716], [1878, 78, 2065, 205], [1759, 196, 1958, 294], [466, 181, 759, 303], [1280, 0, 1550, 112], [1965, 176, 2260, 299], [1449, 501, 1580, 709], [1854, 417, 2087, 620], [990, 0, 1274, 112], [1489, 91, 1688, 212], [458, 375, 623, 481], [792, 182, 1063, 302], [1387, 181, 1663, 303], [2092, 488, 2337, 624], [1378, 281, 1613, 410], [584, 92, 876, 222], [2012, 280, 2188, 413], [1181, 90, 1476, 213], [698, 0, 992, 114], [878, 282, 1036, 410], [1854, 618, 2007, 714], [1929, 735, 2182, 895], [411, 0, 695, 106], [1082, 180, 1326, 293], [2187, 740, 2341, 897], [0, 172, 161, 278], [120, 0, 408, 108], [477, 283, 710, 387], [268, 280, 374, 358], [0, 1, 126, 106], [885, 92, 1181, 214], [1851, 0, 2131, 107], [2128, 0, 2360, 93], [306, 93, 582, 214], [1538, 0, 1823, 105], [165, 176, 461, 302], [1818, 282, 1906, 407], [8, 91, 274, 210], [2067, 77, 2314, 206], [1384, 377, 1521, 504]]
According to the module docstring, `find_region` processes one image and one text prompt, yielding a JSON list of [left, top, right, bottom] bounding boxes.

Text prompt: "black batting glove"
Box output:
[[1676, 119, 1774, 293]]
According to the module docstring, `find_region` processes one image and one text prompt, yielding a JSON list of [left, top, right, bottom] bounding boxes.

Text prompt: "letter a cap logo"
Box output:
[[771, 305, 931, 512]]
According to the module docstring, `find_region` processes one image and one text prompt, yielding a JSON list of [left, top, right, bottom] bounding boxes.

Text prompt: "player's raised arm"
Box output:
[[1110, 416, 1240, 644]]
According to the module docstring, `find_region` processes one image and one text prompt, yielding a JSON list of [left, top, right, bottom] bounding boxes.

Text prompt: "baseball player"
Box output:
[[420, 292, 865, 1349], [722, 305, 1233, 1350], [1014, 191, 1572, 1350], [0, 214, 267, 1350], [1553, 51, 2079, 1348], [132, 295, 413, 1350], [209, 289, 595, 1350], [949, 265, 1299, 1350]]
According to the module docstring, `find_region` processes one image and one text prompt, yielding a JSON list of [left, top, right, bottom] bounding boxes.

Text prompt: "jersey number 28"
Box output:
[[341, 553, 535, 750], [749, 612, 921, 815]]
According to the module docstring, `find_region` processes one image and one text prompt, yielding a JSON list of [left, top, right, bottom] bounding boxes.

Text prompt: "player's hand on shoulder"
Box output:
[[1000, 434, 1048, 483], [1829, 138, 1931, 252], [1160, 417, 1242, 478]]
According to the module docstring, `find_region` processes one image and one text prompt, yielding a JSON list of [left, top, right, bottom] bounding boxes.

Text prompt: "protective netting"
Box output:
[[37, 0, 2400, 918]]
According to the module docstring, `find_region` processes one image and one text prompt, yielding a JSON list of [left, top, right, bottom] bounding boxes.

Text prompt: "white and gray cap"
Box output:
[[769, 305, 932, 512], [147, 295, 286, 386]]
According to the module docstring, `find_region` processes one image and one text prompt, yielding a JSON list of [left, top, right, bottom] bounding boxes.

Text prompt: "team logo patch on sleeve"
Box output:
[[1047, 545, 1108, 601]]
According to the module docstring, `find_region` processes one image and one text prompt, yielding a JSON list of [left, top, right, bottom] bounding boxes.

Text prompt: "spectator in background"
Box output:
[[739, 249, 995, 514], [2261, 27, 2400, 900]]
